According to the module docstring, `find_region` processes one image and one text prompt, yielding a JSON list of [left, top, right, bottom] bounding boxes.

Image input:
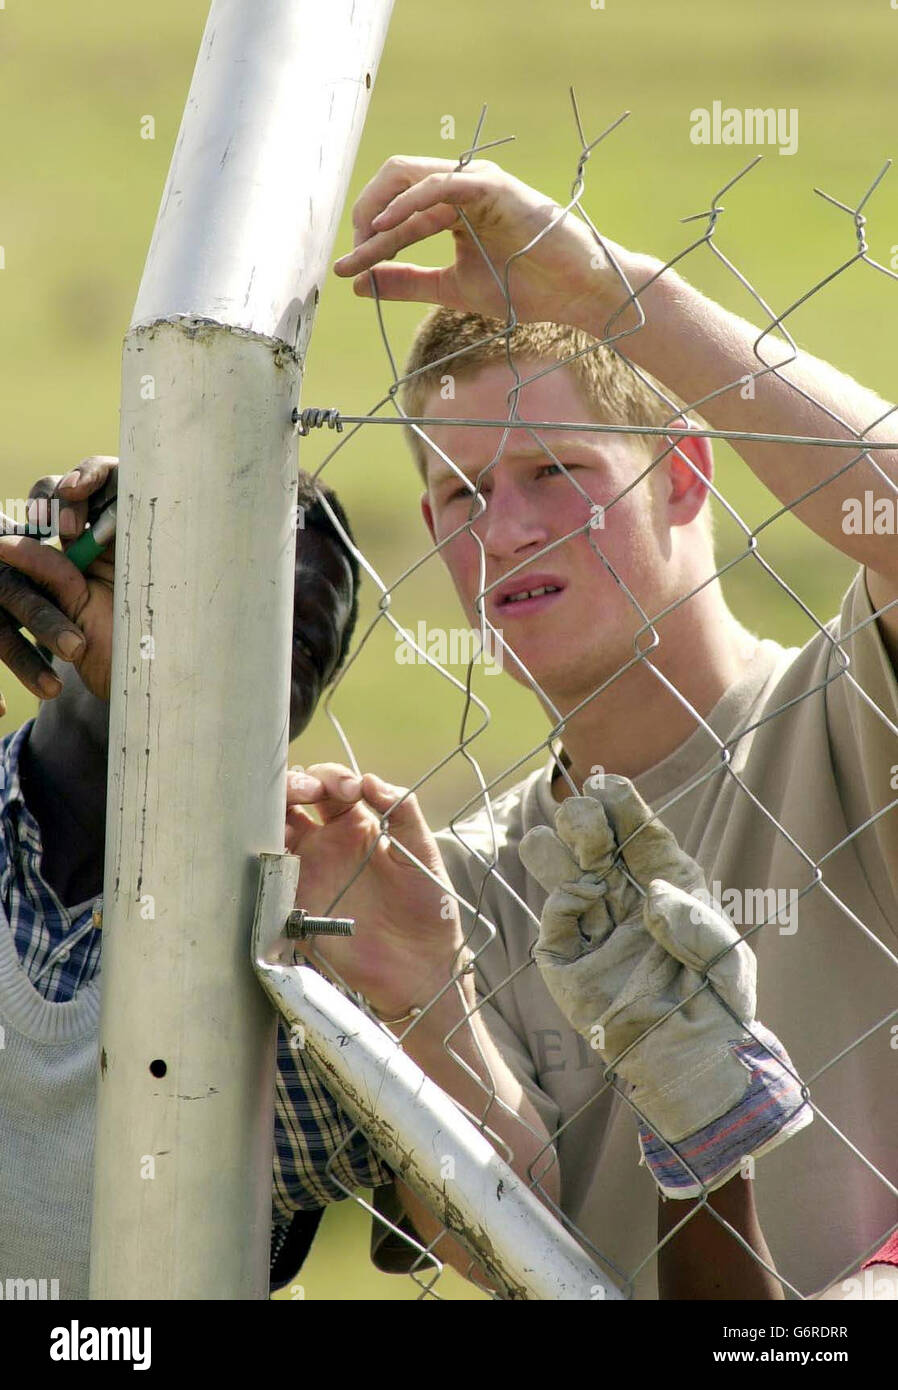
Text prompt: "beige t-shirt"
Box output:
[[374, 568, 898, 1298]]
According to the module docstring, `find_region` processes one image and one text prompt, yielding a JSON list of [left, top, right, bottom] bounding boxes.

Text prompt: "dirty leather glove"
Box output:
[[518, 774, 813, 1197]]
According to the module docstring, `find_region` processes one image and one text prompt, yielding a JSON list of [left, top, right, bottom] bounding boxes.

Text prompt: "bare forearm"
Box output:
[[583, 250, 898, 578], [657, 1176, 784, 1300]]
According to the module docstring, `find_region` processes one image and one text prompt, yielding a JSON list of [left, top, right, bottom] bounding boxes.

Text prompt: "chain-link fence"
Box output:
[[285, 99, 898, 1300]]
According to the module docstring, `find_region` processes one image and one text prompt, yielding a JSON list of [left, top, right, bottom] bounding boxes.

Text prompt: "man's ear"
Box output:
[[663, 428, 713, 527], [420, 491, 436, 544]]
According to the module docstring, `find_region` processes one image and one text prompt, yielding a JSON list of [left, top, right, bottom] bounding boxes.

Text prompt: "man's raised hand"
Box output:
[[0, 457, 118, 710], [333, 155, 628, 332]]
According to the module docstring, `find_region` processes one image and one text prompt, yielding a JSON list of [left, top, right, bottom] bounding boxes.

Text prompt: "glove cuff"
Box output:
[[636, 1020, 813, 1199]]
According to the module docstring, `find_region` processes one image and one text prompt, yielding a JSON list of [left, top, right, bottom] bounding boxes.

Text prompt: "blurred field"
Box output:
[[1, 0, 894, 1298]]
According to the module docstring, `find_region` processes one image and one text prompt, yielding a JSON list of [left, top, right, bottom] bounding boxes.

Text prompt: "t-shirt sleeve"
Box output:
[[825, 567, 898, 917]]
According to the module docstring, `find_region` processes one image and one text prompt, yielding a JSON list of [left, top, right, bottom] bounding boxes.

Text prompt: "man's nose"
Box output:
[[473, 482, 551, 559]]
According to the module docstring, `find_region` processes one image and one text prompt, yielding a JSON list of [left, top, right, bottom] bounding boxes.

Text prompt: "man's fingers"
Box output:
[[26, 475, 64, 505], [27, 458, 118, 541], [643, 879, 756, 1020], [642, 880, 739, 969], [518, 824, 581, 891], [351, 263, 457, 307], [63, 458, 118, 524], [287, 762, 367, 823], [26, 478, 84, 538], [0, 611, 62, 698], [592, 775, 705, 893], [367, 169, 487, 236], [57, 458, 119, 543], [285, 803, 319, 856], [359, 772, 435, 865], [0, 540, 89, 652], [286, 764, 438, 872], [348, 155, 462, 244], [56, 456, 118, 495], [337, 160, 492, 277], [554, 797, 617, 873], [537, 878, 611, 962], [0, 536, 90, 617], [335, 202, 461, 281], [55, 496, 89, 541], [364, 201, 463, 261], [19, 481, 67, 541]]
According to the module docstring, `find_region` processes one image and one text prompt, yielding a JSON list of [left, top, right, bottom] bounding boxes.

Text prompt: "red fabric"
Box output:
[[861, 1230, 898, 1269]]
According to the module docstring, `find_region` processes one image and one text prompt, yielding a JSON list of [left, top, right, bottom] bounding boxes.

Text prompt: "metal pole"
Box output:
[[90, 0, 394, 1300]]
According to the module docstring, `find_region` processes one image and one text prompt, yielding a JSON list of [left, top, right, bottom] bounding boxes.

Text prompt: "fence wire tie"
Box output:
[[293, 405, 344, 436]]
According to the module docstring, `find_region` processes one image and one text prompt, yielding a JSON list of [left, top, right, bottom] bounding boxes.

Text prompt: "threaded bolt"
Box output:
[[286, 909, 355, 939]]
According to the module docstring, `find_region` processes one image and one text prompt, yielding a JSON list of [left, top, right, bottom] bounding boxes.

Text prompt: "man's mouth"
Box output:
[[492, 574, 567, 615], [503, 584, 562, 604]]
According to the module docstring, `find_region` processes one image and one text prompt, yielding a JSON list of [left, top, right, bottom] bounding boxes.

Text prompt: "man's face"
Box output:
[[420, 361, 672, 707], [289, 523, 354, 741]]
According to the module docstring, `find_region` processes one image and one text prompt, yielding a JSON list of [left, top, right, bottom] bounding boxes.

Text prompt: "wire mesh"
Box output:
[[285, 96, 898, 1300]]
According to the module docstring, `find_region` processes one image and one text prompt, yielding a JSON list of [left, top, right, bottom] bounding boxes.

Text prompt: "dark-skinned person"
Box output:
[[0, 459, 398, 1298]]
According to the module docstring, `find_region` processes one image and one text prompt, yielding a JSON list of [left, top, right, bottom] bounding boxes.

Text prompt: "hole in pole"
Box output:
[[365, 72, 371, 89], [149, 1059, 167, 1078]]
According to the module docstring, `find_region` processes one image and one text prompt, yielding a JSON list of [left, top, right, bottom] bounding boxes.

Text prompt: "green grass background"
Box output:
[[1, 0, 895, 1298]]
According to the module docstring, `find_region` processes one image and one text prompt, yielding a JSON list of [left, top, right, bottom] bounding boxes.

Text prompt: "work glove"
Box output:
[[518, 774, 813, 1197]]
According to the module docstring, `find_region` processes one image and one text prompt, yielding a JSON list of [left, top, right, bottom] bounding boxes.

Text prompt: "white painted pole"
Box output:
[[90, 0, 394, 1300]]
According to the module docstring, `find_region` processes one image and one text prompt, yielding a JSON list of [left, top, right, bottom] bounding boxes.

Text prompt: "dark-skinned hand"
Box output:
[[0, 456, 117, 713]]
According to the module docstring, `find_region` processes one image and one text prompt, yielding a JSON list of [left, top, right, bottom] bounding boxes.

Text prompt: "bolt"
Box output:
[[286, 908, 355, 939]]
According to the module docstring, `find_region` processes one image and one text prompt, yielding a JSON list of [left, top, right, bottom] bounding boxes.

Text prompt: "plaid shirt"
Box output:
[[0, 718, 391, 1227]]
